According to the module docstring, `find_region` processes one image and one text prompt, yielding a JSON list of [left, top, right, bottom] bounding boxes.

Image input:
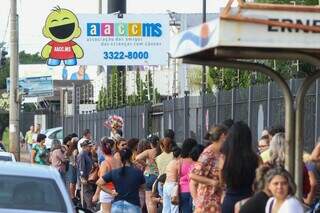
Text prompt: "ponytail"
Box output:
[[119, 148, 133, 176], [120, 158, 126, 176]]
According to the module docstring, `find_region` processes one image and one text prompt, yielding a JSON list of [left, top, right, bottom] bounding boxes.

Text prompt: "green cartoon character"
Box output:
[[41, 6, 84, 66]]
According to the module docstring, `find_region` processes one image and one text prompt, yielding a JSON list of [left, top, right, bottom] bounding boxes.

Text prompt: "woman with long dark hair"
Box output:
[[93, 137, 119, 213], [221, 121, 260, 213], [178, 138, 198, 213], [96, 148, 146, 213]]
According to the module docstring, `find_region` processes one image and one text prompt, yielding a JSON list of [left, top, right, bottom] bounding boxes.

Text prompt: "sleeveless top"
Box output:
[[179, 160, 194, 193], [99, 156, 115, 190]]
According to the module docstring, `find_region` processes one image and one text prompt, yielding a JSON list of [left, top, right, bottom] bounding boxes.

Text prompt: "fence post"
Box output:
[[76, 87, 81, 136], [72, 83, 76, 133], [200, 92, 204, 142], [248, 86, 252, 127], [267, 82, 271, 128], [231, 88, 235, 120], [130, 106, 133, 138], [144, 104, 149, 138], [137, 107, 139, 138], [93, 110, 96, 142], [184, 91, 190, 139], [215, 90, 219, 124], [172, 95, 176, 131], [85, 111, 88, 130]]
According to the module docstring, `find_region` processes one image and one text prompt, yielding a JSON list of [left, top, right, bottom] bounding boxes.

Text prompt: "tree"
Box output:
[[97, 67, 161, 110], [97, 87, 107, 111], [187, 66, 220, 92], [19, 51, 46, 64]]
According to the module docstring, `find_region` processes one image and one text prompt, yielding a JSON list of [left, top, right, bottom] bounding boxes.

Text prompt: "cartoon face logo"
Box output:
[[43, 7, 81, 42], [41, 6, 84, 66]]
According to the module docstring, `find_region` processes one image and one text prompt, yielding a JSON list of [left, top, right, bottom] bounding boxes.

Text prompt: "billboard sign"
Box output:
[[40, 8, 169, 66], [7, 76, 53, 97], [77, 13, 170, 66], [19, 64, 98, 81]]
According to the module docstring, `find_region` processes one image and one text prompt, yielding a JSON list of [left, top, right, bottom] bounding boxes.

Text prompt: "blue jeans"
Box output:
[[27, 144, 33, 153], [162, 182, 179, 213], [47, 58, 77, 66], [180, 192, 192, 213], [111, 200, 141, 213]]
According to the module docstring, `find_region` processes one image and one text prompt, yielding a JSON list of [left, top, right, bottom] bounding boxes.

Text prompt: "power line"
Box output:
[[2, 8, 11, 45]]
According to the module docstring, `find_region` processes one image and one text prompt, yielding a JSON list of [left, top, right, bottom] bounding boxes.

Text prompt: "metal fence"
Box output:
[[20, 111, 61, 135], [64, 78, 320, 152]]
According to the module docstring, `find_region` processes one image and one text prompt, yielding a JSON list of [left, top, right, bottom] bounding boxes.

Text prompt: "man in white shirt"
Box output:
[[77, 129, 92, 153]]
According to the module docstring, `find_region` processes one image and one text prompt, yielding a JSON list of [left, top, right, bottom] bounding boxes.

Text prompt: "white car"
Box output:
[[0, 151, 16, 162], [0, 162, 91, 213], [45, 127, 63, 149]]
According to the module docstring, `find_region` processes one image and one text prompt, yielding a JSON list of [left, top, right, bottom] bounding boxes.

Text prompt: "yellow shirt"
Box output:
[[260, 149, 270, 163], [155, 152, 173, 175], [25, 130, 33, 145]]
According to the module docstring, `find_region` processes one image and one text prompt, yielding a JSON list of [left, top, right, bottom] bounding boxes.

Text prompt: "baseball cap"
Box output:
[[80, 139, 93, 147]]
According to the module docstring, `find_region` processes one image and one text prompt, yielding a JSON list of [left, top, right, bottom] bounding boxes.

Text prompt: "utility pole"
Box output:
[[201, 0, 207, 142], [9, 0, 20, 161], [201, 0, 207, 95], [97, 0, 104, 75]]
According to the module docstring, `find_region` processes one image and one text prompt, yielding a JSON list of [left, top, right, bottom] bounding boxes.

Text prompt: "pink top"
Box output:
[[179, 160, 194, 193], [51, 149, 66, 172]]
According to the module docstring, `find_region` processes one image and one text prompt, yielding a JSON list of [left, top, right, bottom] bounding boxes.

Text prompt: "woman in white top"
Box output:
[[265, 166, 304, 213]]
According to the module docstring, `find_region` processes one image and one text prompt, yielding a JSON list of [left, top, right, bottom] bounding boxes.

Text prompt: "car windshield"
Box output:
[[0, 156, 12, 161], [0, 175, 67, 212]]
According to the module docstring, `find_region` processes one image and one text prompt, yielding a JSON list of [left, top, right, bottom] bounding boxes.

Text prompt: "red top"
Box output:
[[48, 40, 76, 59]]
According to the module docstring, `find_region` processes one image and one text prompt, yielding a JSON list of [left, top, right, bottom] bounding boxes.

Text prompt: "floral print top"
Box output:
[[191, 145, 223, 213]]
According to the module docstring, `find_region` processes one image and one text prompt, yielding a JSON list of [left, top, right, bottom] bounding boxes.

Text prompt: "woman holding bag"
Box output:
[[178, 139, 198, 213], [162, 147, 181, 213]]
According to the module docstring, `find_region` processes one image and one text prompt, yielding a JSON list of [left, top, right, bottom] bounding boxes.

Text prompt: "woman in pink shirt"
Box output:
[[50, 139, 68, 180], [178, 138, 198, 213]]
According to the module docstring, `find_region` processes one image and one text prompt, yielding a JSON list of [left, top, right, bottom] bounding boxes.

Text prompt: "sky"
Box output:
[[0, 0, 220, 54]]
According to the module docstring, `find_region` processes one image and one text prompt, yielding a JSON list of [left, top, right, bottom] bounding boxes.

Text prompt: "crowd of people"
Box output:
[[24, 118, 320, 213]]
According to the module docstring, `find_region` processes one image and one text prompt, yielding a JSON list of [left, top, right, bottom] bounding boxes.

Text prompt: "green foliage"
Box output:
[[187, 58, 314, 91], [97, 67, 125, 110], [187, 67, 214, 93], [23, 103, 37, 112], [0, 51, 46, 89], [19, 51, 46, 64], [208, 67, 252, 90], [97, 68, 160, 110], [0, 61, 9, 89], [0, 94, 9, 112]]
